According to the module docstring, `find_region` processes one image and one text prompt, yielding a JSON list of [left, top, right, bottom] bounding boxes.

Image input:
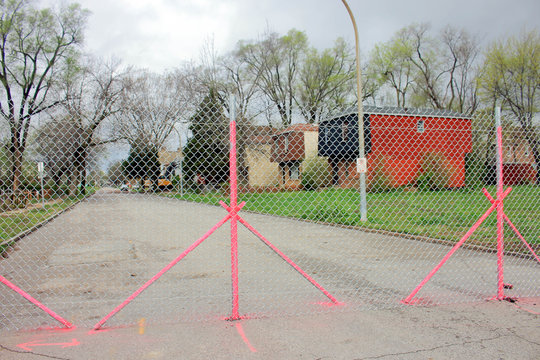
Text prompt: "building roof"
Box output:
[[273, 123, 318, 136], [244, 125, 276, 145], [322, 106, 471, 123]]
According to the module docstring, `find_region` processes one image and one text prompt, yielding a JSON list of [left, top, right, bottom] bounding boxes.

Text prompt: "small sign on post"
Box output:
[[356, 158, 367, 174]]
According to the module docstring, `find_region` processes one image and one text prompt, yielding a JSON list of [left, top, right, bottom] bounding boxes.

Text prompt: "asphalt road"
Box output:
[[0, 188, 538, 358]]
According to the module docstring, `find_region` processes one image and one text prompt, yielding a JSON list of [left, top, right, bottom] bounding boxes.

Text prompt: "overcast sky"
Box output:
[[46, 0, 540, 73]]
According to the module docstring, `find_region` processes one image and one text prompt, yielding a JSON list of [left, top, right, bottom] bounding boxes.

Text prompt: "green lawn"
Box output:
[[0, 189, 97, 255], [164, 185, 539, 251]]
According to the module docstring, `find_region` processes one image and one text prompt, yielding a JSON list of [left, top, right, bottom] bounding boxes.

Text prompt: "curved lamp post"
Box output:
[[341, 0, 367, 221]]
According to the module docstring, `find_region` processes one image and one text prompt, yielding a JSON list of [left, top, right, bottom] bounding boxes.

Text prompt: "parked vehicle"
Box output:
[[157, 176, 173, 190]]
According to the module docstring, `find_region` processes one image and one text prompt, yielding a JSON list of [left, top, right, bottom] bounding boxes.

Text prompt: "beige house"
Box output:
[[158, 147, 183, 177], [240, 124, 325, 190], [243, 126, 279, 188]]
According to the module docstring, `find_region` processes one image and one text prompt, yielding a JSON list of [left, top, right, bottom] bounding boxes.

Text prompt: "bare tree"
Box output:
[[36, 57, 127, 195], [402, 23, 447, 109], [118, 69, 197, 150], [367, 32, 415, 107], [0, 1, 89, 192], [370, 23, 480, 113], [236, 29, 308, 127], [440, 25, 480, 113], [61, 57, 128, 195], [478, 30, 540, 181]]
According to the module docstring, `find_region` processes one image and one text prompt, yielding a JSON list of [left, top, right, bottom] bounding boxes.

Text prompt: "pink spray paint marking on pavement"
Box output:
[[235, 322, 257, 353], [0, 275, 72, 329], [17, 338, 80, 351]]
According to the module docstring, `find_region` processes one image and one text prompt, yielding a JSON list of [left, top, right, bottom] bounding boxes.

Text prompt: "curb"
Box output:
[[0, 192, 97, 250], [164, 195, 538, 262]]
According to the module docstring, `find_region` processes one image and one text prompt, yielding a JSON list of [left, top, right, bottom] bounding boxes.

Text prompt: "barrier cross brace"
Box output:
[[403, 110, 539, 304], [0, 275, 73, 328], [93, 96, 338, 330]]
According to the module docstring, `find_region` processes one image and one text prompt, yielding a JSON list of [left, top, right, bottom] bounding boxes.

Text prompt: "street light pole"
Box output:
[[341, 0, 367, 221]]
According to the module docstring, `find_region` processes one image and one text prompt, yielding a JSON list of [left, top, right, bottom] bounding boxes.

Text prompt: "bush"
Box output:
[[367, 156, 394, 193], [465, 152, 487, 188], [301, 157, 332, 191], [417, 152, 451, 191]]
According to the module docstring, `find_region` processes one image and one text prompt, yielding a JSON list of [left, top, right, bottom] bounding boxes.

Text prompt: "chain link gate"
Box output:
[[1, 88, 539, 330]]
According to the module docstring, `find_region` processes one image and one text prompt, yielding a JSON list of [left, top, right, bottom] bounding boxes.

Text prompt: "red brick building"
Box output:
[[318, 107, 472, 189]]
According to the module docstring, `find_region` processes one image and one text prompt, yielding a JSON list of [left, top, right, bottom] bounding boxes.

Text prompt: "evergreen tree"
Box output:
[[123, 145, 160, 187], [183, 90, 229, 189]]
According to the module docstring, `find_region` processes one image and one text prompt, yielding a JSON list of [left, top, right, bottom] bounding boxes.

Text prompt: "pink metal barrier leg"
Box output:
[[402, 187, 512, 304], [0, 275, 72, 328], [482, 189, 540, 264], [92, 213, 232, 330], [237, 215, 340, 304]]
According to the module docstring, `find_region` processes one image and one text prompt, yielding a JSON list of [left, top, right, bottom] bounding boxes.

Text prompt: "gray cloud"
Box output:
[[62, 0, 540, 71]]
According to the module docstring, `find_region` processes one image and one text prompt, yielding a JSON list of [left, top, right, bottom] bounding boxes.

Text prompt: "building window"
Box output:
[[342, 120, 349, 141], [290, 162, 300, 180], [417, 120, 425, 133]]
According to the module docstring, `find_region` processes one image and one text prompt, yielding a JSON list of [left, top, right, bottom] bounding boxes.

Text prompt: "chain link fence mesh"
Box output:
[[1, 96, 539, 330]]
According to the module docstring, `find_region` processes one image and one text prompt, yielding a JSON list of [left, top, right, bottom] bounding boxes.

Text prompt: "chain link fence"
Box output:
[[1, 97, 539, 330]]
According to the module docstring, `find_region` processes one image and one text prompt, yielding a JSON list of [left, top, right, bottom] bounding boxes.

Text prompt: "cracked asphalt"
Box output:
[[0, 189, 539, 358], [0, 299, 539, 359]]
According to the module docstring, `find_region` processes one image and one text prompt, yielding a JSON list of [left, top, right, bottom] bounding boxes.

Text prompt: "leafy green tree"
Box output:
[[183, 89, 229, 189], [0, 0, 89, 192], [477, 30, 540, 176], [297, 38, 357, 123], [368, 33, 415, 107], [237, 29, 308, 127]]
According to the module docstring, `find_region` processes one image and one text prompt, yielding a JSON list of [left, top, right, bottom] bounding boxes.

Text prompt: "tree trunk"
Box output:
[[80, 163, 86, 196], [10, 145, 23, 194], [69, 166, 79, 197]]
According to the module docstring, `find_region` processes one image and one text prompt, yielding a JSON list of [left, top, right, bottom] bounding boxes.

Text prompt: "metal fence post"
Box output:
[[495, 107, 505, 299]]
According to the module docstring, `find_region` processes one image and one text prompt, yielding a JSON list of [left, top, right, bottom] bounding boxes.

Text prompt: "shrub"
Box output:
[[417, 152, 451, 191], [367, 156, 394, 193], [464, 152, 487, 188], [301, 157, 332, 191]]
